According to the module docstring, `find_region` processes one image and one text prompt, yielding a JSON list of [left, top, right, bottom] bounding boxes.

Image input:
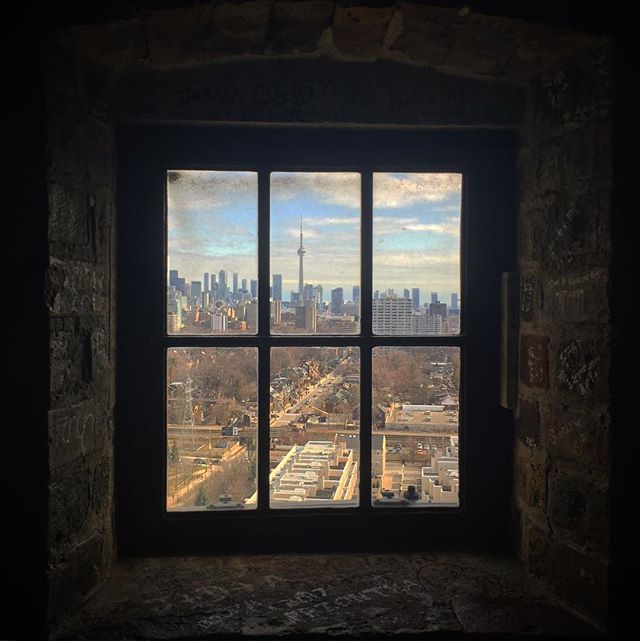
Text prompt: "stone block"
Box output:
[[47, 257, 108, 316], [514, 442, 547, 510], [49, 400, 109, 471], [530, 44, 613, 139], [519, 335, 548, 389], [445, 13, 526, 76], [333, 4, 394, 58], [49, 315, 110, 408], [545, 267, 609, 324], [391, 2, 459, 65], [553, 336, 609, 399], [516, 398, 540, 448], [47, 534, 106, 628], [542, 404, 610, 476], [267, 1, 333, 53], [142, 5, 207, 66], [504, 24, 597, 81], [69, 19, 148, 68], [526, 523, 608, 620], [204, 0, 271, 55], [533, 186, 612, 275], [547, 471, 609, 557], [519, 273, 542, 324]]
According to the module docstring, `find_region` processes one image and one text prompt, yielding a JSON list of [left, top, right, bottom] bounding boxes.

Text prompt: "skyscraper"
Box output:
[[250, 279, 258, 298], [232, 272, 239, 294], [272, 274, 282, 301], [352, 285, 360, 303], [297, 219, 306, 303], [412, 287, 420, 309], [241, 278, 247, 292], [451, 293, 459, 311], [331, 287, 344, 315], [431, 292, 438, 304], [204, 272, 210, 293], [403, 288, 410, 299], [219, 270, 227, 295], [191, 281, 202, 303], [169, 269, 178, 288]]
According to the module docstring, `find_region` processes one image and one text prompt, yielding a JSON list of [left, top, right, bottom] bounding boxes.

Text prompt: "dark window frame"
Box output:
[[117, 125, 516, 555]]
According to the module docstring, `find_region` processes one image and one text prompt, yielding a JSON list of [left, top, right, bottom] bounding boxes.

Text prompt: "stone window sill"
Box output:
[[57, 552, 600, 640]]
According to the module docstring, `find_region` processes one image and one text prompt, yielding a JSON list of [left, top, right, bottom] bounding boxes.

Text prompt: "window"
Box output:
[[117, 126, 516, 554]]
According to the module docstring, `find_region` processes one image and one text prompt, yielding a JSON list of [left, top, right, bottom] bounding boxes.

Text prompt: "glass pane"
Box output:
[[372, 347, 460, 507], [166, 347, 257, 511], [167, 170, 258, 335], [270, 347, 360, 508], [270, 173, 360, 334], [373, 173, 461, 335]]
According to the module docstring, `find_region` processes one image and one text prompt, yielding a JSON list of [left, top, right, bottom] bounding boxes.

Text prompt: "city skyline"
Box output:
[[167, 170, 461, 299]]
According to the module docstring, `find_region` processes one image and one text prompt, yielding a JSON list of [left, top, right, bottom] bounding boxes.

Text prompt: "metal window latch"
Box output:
[[500, 272, 519, 409]]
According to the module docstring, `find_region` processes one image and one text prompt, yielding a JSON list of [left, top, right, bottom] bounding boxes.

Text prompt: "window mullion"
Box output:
[[257, 170, 270, 513], [359, 171, 373, 509]]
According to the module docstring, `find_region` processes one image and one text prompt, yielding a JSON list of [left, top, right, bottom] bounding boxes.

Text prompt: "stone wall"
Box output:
[[515, 43, 613, 625], [45, 37, 116, 632], [39, 1, 614, 635]]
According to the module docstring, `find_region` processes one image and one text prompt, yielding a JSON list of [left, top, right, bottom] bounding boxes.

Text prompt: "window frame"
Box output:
[[117, 125, 516, 555]]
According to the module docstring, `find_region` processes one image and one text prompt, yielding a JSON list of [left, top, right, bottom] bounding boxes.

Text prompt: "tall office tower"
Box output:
[[169, 269, 179, 288], [412, 312, 443, 334], [241, 278, 247, 292], [403, 288, 411, 299], [315, 284, 323, 311], [232, 273, 239, 293], [412, 287, 420, 309], [210, 273, 217, 285], [291, 291, 301, 306], [372, 297, 413, 334], [271, 300, 282, 325], [218, 270, 227, 295], [250, 279, 258, 298], [303, 283, 315, 303], [451, 292, 459, 310], [295, 302, 317, 333], [431, 292, 438, 304], [331, 287, 344, 315], [429, 301, 448, 318], [272, 274, 283, 301], [176, 277, 186, 295], [297, 219, 306, 303], [204, 272, 210, 293], [374, 290, 380, 299], [352, 285, 360, 303], [191, 281, 202, 304]]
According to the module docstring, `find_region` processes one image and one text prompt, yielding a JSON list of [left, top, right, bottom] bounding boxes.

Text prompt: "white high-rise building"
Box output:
[[372, 297, 412, 334]]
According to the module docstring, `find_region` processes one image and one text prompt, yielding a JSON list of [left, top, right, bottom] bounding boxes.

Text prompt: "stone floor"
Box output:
[[56, 553, 600, 640]]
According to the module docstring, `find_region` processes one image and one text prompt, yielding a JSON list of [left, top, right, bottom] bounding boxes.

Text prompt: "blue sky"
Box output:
[[167, 171, 461, 304]]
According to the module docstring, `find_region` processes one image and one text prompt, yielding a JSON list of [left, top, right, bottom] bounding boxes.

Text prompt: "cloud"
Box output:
[[374, 216, 459, 236], [373, 173, 462, 208], [167, 170, 257, 214], [271, 171, 461, 210], [286, 227, 320, 239], [374, 252, 460, 267]]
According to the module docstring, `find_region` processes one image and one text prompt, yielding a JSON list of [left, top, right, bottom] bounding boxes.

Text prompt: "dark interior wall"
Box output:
[[33, 1, 618, 637], [44, 36, 116, 632], [515, 43, 613, 624]]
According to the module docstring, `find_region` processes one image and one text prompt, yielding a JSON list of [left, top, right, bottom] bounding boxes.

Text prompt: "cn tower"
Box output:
[[297, 218, 305, 303]]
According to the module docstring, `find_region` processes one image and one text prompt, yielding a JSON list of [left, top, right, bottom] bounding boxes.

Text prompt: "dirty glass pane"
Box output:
[[373, 173, 462, 335], [166, 170, 258, 335], [166, 347, 257, 511], [270, 347, 360, 508], [270, 173, 360, 334], [372, 347, 460, 507]]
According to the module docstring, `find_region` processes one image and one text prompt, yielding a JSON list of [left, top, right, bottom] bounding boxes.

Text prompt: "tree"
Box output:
[[194, 485, 208, 506]]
